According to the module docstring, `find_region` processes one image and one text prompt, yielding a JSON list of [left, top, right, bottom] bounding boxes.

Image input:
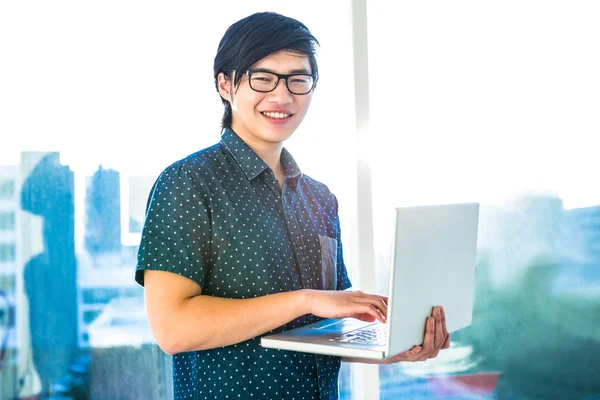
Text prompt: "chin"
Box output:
[[260, 125, 297, 143]]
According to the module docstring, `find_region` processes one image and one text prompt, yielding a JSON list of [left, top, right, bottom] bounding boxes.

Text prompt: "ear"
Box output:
[[217, 72, 233, 103]]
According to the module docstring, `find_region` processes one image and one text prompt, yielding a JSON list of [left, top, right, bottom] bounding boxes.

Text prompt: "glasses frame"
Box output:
[[245, 70, 316, 95]]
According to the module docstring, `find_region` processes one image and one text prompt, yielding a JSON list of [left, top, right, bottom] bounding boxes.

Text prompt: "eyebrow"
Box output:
[[251, 67, 312, 75]]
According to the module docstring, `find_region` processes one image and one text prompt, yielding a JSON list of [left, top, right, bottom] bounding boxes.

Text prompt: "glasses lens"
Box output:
[[249, 72, 278, 92], [288, 75, 314, 95]]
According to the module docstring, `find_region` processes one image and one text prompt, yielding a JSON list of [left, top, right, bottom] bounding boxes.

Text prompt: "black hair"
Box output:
[[213, 12, 320, 129]]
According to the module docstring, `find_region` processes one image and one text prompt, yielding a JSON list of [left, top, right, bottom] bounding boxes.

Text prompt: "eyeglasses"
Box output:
[[245, 70, 316, 95]]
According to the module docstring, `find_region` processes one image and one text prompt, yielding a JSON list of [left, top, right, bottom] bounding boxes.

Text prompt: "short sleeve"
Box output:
[[135, 162, 211, 289], [333, 195, 352, 291]]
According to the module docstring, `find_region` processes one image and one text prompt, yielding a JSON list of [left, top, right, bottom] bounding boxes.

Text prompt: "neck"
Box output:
[[229, 126, 285, 178], [252, 141, 283, 174]]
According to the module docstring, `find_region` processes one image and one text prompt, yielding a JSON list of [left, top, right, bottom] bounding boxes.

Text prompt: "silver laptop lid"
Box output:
[[386, 202, 480, 356]]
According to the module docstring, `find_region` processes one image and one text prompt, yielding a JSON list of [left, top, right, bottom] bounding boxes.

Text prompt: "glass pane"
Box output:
[[0, 243, 16, 262], [0, 180, 15, 199], [368, 1, 600, 399], [0, 2, 358, 399], [0, 212, 16, 231]]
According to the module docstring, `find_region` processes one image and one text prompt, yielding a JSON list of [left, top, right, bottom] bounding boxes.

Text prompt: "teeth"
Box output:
[[263, 112, 290, 119]]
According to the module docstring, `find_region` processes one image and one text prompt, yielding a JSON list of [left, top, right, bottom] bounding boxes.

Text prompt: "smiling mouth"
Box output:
[[261, 111, 292, 119]]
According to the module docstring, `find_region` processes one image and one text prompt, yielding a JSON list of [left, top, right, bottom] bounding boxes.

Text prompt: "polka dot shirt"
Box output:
[[136, 128, 352, 400]]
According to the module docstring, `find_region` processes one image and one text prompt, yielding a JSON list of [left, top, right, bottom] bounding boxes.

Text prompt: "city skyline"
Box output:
[[1, 151, 599, 399]]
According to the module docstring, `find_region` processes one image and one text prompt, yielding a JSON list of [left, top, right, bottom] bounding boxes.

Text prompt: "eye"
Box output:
[[251, 72, 276, 83]]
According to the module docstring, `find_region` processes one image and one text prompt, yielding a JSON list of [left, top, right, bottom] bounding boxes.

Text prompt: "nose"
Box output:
[[268, 78, 293, 104]]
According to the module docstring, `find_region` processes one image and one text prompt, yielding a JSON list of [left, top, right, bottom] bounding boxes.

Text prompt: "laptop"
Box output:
[[261, 202, 480, 360]]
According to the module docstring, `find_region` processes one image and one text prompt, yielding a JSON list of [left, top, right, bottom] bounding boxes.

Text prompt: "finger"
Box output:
[[355, 313, 377, 323], [410, 345, 422, 357], [398, 345, 423, 363], [428, 308, 443, 359], [354, 291, 386, 305], [385, 346, 421, 364], [417, 317, 436, 361], [428, 307, 444, 359], [354, 296, 388, 321], [372, 297, 388, 320], [355, 304, 385, 324], [442, 333, 451, 349], [377, 296, 388, 309], [360, 296, 388, 316], [441, 306, 448, 339], [433, 307, 444, 349]]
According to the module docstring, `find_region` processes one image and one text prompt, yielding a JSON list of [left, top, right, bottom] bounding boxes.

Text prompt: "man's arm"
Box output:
[[144, 270, 388, 355]]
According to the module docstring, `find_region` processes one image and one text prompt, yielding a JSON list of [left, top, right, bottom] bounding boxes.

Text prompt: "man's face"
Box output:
[[219, 50, 314, 147]]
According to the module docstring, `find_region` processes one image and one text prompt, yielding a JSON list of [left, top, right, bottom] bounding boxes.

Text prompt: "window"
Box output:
[[0, 180, 15, 199], [3, 1, 598, 399], [0, 212, 15, 231], [367, 1, 600, 399], [1, 2, 357, 399], [0, 243, 15, 263]]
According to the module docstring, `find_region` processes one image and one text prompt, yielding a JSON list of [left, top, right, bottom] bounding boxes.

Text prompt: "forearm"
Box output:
[[164, 290, 309, 354]]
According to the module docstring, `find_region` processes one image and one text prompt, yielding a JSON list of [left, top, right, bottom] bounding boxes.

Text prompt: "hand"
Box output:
[[304, 289, 388, 324], [381, 306, 450, 364]]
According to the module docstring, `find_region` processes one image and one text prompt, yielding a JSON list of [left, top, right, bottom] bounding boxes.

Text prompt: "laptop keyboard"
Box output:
[[328, 323, 387, 346]]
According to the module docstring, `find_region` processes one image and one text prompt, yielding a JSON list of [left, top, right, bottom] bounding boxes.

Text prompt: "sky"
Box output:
[[1, 1, 598, 210]]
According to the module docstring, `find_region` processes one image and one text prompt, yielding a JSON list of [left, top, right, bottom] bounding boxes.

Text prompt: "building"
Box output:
[[0, 165, 20, 398], [84, 166, 121, 255], [87, 296, 171, 400], [567, 205, 600, 266]]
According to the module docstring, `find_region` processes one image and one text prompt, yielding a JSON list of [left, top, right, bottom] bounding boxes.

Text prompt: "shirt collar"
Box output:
[[280, 147, 303, 188], [220, 128, 303, 187]]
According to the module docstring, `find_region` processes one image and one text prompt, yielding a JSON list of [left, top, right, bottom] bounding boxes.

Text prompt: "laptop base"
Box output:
[[261, 318, 387, 360]]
